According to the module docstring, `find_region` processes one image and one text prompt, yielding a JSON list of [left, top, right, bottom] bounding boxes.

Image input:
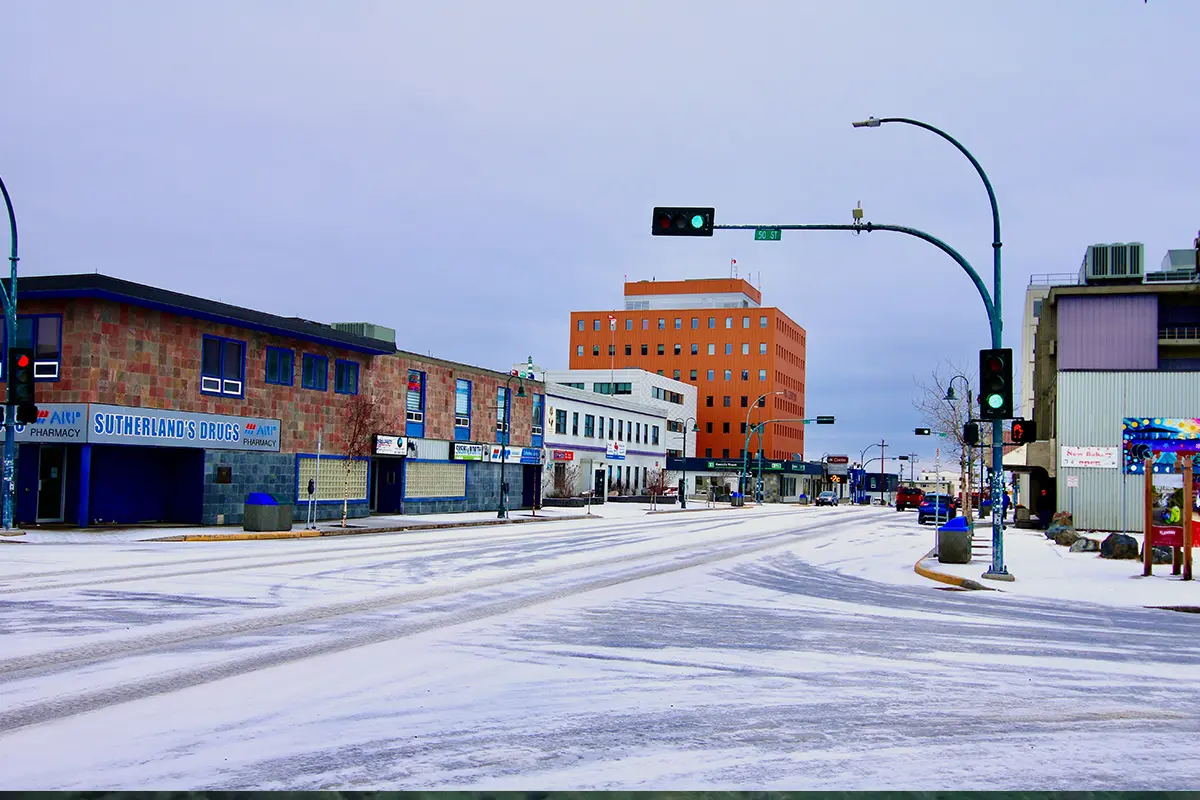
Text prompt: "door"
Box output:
[[375, 460, 403, 514], [37, 445, 67, 522]]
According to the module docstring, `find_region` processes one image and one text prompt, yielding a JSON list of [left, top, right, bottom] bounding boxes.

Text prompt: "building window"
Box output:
[[496, 387, 511, 442], [555, 408, 568, 435], [598, 416, 605, 440], [741, 396, 748, 407], [572, 412, 579, 436], [723, 422, 730, 433], [635, 422, 641, 443], [673, 318, 682, 330], [742, 343, 750, 355], [705, 395, 714, 407], [689, 369, 697, 380], [618, 419, 624, 441], [690, 343, 698, 355], [576, 345, 584, 357], [609, 344, 616, 356], [724, 369, 732, 381], [760, 343, 767, 355], [334, 360, 360, 395], [201, 335, 245, 397], [608, 418, 614, 439], [741, 370, 750, 381], [301, 353, 328, 392], [594, 319, 601, 331], [691, 317, 699, 329], [759, 369, 767, 381], [673, 344, 681, 356], [9, 315, 63, 380], [758, 396, 767, 407], [708, 344, 715, 355], [265, 347, 294, 386], [723, 396, 731, 407], [590, 345, 598, 356], [626, 319, 633, 331], [455, 379, 472, 434], [641, 344, 649, 356], [722, 448, 730, 458], [708, 317, 716, 328], [760, 315, 768, 328], [407, 370, 426, 422], [705, 421, 714, 434], [560, 382, 584, 389], [577, 320, 584, 331], [625, 344, 632, 356], [707, 369, 715, 380], [743, 316, 750, 328], [705, 448, 713, 457], [740, 422, 747, 434], [584, 414, 595, 438], [657, 344, 665, 355], [725, 343, 733, 355], [1033, 299, 1043, 318], [532, 393, 544, 436], [642, 319, 649, 330], [725, 317, 732, 329], [657, 318, 665, 330]]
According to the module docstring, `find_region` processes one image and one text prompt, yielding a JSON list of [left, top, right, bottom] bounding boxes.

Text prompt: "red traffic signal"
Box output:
[[16, 354, 29, 368], [1011, 418, 1037, 445]]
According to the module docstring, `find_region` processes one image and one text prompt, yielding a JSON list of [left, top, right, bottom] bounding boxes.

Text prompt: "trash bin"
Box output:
[[244, 492, 293, 532], [731, 492, 745, 507], [937, 516, 973, 564], [271, 493, 295, 531]]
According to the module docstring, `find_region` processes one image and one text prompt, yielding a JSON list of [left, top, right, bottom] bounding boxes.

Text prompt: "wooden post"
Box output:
[[1144, 456, 1154, 577], [1184, 457, 1194, 582]]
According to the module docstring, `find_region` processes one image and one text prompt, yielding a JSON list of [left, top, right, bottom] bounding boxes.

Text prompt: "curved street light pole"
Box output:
[[0, 175, 19, 532], [945, 373, 974, 522], [672, 416, 697, 509], [496, 373, 526, 519], [853, 116, 1008, 580], [741, 390, 787, 501]]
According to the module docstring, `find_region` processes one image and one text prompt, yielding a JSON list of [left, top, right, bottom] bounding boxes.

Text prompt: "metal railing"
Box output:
[[1028, 273, 1081, 287], [1159, 326, 1200, 342], [1144, 269, 1199, 284]]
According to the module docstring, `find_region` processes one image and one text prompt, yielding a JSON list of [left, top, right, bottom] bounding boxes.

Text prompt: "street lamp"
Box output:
[[0, 175, 19, 532], [741, 390, 790, 499], [497, 372, 526, 519], [672, 416, 698, 509], [853, 115, 1010, 582], [945, 374, 975, 522]]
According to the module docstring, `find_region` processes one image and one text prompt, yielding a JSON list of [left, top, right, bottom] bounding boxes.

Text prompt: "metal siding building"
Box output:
[[1056, 371, 1200, 532]]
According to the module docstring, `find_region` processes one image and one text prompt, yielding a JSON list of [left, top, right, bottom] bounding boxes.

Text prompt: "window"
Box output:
[[690, 370, 697, 380], [674, 318, 682, 329], [300, 353, 327, 391], [531, 393, 544, 437], [657, 370, 664, 376], [741, 370, 750, 381], [743, 316, 750, 328], [598, 416, 605, 440], [652, 425, 660, 445], [691, 317, 699, 329], [742, 343, 750, 355], [725, 317, 732, 329], [741, 396, 748, 407], [657, 318, 665, 330], [758, 396, 767, 407], [577, 320, 584, 331], [334, 360, 359, 395], [759, 369, 767, 381], [625, 319, 633, 331], [593, 382, 632, 395], [760, 316, 768, 328], [608, 418, 614, 439], [584, 414, 595, 438], [592, 319, 599, 331], [690, 343, 698, 355], [625, 345, 632, 356], [555, 408, 568, 435], [760, 343, 767, 355], [1033, 299, 1044, 318], [201, 335, 245, 397], [723, 422, 730, 433], [673, 344, 681, 356], [592, 345, 600, 356], [707, 369, 715, 380], [724, 369, 732, 381], [642, 319, 649, 330], [725, 343, 733, 355], [705, 395, 714, 407], [708, 317, 716, 328], [641, 344, 649, 356], [576, 345, 583, 357], [608, 344, 616, 356], [635, 422, 641, 443], [406, 370, 426, 422], [572, 412, 579, 436], [673, 369, 680, 380], [705, 422, 713, 434], [265, 347, 294, 386], [618, 420, 624, 440], [722, 448, 730, 458], [657, 344, 665, 355], [496, 387, 510, 442], [561, 382, 585, 389], [723, 396, 731, 407], [708, 344, 715, 355], [740, 422, 747, 434], [455, 379, 472, 434], [705, 448, 713, 458]]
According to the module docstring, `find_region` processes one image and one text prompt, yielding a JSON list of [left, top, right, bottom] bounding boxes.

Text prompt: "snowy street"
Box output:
[[2, 505, 1199, 790]]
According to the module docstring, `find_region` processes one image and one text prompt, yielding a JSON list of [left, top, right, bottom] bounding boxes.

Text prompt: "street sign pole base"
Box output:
[[981, 569, 1016, 582]]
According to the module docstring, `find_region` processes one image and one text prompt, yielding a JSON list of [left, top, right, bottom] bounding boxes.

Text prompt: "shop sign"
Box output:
[[88, 404, 281, 452], [453, 443, 485, 461], [0, 403, 89, 443], [374, 435, 408, 456], [606, 441, 626, 460], [1061, 445, 1120, 469], [552, 449, 574, 462], [827, 455, 850, 464], [487, 445, 543, 464]]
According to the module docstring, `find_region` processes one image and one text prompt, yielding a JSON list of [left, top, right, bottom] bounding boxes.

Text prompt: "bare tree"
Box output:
[[340, 392, 398, 527], [643, 467, 675, 497], [545, 462, 580, 498], [913, 362, 976, 522]]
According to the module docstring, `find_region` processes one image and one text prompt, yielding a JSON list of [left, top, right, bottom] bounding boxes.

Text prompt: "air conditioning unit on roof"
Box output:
[[1079, 243, 1144, 284]]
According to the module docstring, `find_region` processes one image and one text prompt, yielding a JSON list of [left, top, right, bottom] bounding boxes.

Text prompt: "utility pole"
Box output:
[[1, 175, 19, 532], [879, 439, 886, 506]]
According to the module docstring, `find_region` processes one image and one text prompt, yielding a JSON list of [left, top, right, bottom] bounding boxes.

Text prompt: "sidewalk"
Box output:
[[2, 499, 745, 545]]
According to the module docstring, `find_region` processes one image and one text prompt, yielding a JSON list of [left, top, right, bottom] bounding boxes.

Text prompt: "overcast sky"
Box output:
[[5, 1, 1197, 466]]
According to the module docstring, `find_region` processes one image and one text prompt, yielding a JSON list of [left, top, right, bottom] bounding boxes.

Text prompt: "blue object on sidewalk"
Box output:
[[937, 515, 971, 533], [245, 492, 278, 506]]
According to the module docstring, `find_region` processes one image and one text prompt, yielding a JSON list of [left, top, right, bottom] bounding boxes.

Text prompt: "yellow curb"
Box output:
[[177, 530, 324, 542], [0, 530, 28, 537], [913, 548, 995, 591]]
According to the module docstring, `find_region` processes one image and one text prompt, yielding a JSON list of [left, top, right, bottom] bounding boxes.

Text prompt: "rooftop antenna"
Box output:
[[730, 257, 737, 279]]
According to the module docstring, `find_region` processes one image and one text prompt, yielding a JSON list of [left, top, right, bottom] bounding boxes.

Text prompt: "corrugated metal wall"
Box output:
[[1058, 294, 1158, 370], [1056, 371, 1200, 531]]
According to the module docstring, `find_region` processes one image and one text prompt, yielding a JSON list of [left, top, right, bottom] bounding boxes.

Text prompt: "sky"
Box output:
[[4, 0, 1198, 466]]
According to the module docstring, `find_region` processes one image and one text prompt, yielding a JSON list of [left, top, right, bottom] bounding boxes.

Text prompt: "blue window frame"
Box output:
[[201, 335, 245, 397], [334, 359, 359, 395], [531, 392, 544, 447], [265, 347, 294, 386], [301, 353, 328, 391], [455, 379, 472, 441], [2, 314, 63, 381], [496, 386, 510, 444], [407, 370, 426, 438]]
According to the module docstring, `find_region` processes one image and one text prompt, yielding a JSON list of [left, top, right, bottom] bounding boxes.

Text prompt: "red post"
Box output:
[[1184, 458, 1194, 582], [1144, 456, 1154, 577]]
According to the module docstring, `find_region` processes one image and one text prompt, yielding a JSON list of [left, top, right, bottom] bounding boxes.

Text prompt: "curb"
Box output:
[[141, 513, 602, 542], [913, 548, 996, 591]]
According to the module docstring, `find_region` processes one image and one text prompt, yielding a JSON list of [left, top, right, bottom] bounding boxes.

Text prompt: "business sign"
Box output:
[[606, 441, 626, 460], [487, 445, 543, 464], [1123, 418, 1200, 474], [87, 404, 281, 452], [374, 435, 408, 456], [452, 443, 485, 461], [1060, 445, 1120, 470], [552, 449, 574, 462], [827, 455, 849, 464], [0, 403, 89, 443]]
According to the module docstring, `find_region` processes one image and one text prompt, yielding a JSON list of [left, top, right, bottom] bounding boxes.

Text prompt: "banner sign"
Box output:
[[452, 443, 485, 461], [1061, 445, 1120, 469], [1123, 418, 1200, 474], [88, 404, 281, 452], [0, 403, 89, 443], [606, 441, 626, 460], [1148, 472, 1200, 548], [374, 435, 408, 456], [552, 450, 574, 461]]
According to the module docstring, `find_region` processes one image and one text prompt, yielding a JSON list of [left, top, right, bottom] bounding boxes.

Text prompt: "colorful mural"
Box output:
[[1122, 417, 1200, 474]]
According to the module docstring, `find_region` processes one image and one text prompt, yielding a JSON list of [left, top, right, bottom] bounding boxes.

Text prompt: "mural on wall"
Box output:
[[1122, 417, 1200, 475]]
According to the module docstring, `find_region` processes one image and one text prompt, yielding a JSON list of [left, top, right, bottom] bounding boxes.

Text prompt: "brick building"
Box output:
[[567, 278, 807, 462], [6, 274, 544, 527]]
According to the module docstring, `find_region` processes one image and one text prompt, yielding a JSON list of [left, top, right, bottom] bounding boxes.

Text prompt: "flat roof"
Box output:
[[623, 278, 762, 305]]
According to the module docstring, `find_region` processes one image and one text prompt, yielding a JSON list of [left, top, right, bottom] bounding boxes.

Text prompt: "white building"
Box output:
[[540, 368, 698, 462], [541, 383, 671, 498]]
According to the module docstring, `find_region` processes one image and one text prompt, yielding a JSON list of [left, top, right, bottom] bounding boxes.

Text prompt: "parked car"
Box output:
[[895, 486, 925, 512], [816, 491, 839, 507], [917, 493, 958, 525]]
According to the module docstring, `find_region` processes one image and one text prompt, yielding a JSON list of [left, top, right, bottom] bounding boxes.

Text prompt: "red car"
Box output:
[[895, 486, 925, 511]]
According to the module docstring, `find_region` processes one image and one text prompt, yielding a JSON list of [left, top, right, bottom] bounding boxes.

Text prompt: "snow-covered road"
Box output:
[[2, 505, 1198, 789]]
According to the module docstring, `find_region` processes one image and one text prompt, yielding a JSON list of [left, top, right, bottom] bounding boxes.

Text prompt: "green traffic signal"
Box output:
[[985, 393, 1003, 409], [690, 215, 704, 229]]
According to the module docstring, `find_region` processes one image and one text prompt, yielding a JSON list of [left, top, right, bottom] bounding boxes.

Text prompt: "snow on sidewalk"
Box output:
[[792, 508, 1200, 609]]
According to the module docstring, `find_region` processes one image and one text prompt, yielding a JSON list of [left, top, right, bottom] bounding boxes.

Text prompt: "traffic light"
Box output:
[[978, 348, 1013, 420], [651, 207, 715, 237], [964, 421, 980, 446], [1011, 418, 1037, 445], [8, 348, 36, 424], [815, 416, 835, 425], [915, 427, 931, 436]]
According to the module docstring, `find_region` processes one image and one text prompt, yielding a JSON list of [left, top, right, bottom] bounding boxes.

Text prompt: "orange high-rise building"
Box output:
[[568, 278, 807, 461]]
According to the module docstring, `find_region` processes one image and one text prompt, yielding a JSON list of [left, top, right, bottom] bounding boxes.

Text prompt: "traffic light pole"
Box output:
[[0, 176, 18, 532]]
